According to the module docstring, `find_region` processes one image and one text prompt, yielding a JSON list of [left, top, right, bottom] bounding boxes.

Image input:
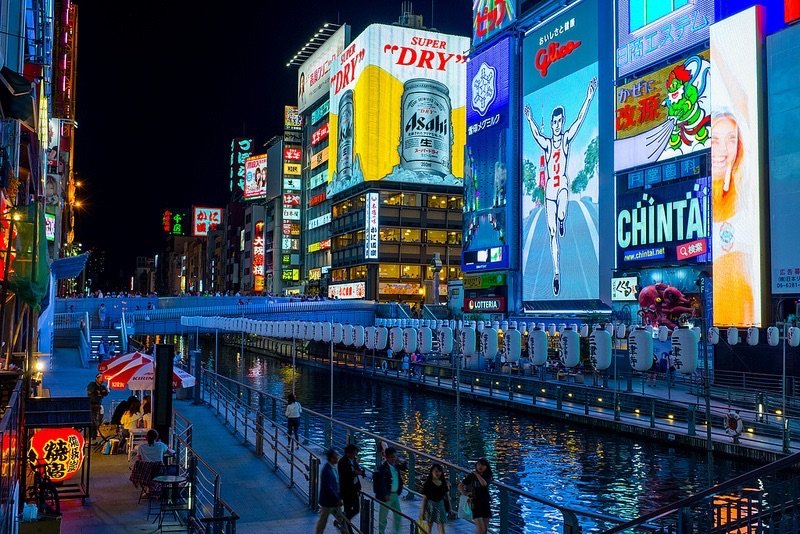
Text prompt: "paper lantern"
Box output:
[[628, 327, 654, 372], [364, 326, 376, 349], [333, 324, 344, 344], [708, 327, 720, 345], [322, 322, 333, 343], [505, 329, 521, 363], [727, 327, 739, 346], [419, 327, 434, 353], [746, 327, 759, 346], [28, 428, 85, 483], [389, 327, 404, 353], [590, 328, 613, 370], [580, 324, 589, 337], [615, 324, 627, 339], [353, 325, 365, 348], [482, 328, 498, 359], [658, 326, 670, 342], [560, 328, 580, 368], [343, 324, 354, 346], [438, 327, 453, 354], [375, 327, 389, 350], [671, 327, 698, 374], [462, 327, 477, 357], [403, 328, 418, 353], [529, 328, 548, 366], [313, 323, 322, 342], [789, 327, 800, 347], [547, 324, 556, 336]]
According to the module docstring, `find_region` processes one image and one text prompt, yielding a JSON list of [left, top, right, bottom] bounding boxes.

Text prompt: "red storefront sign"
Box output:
[[28, 428, 85, 482], [311, 123, 329, 145]]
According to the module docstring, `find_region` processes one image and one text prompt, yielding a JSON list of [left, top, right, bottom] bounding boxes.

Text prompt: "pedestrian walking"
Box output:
[[458, 458, 493, 534], [86, 373, 108, 440], [96, 337, 107, 362], [315, 448, 348, 534], [285, 393, 302, 449], [420, 464, 450, 534], [97, 303, 107, 327], [375, 447, 404, 534], [338, 444, 364, 531]]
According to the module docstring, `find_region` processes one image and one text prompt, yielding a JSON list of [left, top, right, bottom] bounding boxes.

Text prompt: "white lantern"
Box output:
[[505, 329, 522, 363], [529, 328, 548, 366], [558, 323, 567, 335], [692, 327, 701, 342], [312, 323, 322, 342], [547, 324, 557, 336], [628, 327, 654, 372], [353, 325, 365, 348], [375, 327, 389, 350], [671, 326, 698, 374], [767, 326, 779, 347], [364, 326, 376, 349], [615, 324, 627, 339], [580, 324, 589, 337], [403, 328, 418, 353], [343, 324, 355, 346], [319, 322, 331, 343], [590, 328, 613, 370], [419, 327, 434, 353], [462, 327, 477, 357], [332, 323, 344, 344], [746, 327, 759, 346], [439, 327, 454, 354], [389, 327, 404, 353], [482, 328, 498, 359], [658, 326, 670, 342], [560, 328, 580, 368], [727, 327, 739, 346], [789, 327, 800, 348], [708, 327, 720, 345]]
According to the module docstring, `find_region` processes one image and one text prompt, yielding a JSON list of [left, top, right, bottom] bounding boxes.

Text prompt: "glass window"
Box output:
[[427, 230, 446, 244], [402, 228, 421, 243], [355, 230, 365, 244], [448, 266, 463, 280], [334, 232, 354, 248], [331, 268, 348, 282], [447, 231, 462, 245], [427, 195, 448, 209], [379, 264, 400, 279], [401, 264, 421, 280], [380, 228, 401, 242], [447, 196, 464, 210], [402, 193, 421, 207], [350, 265, 367, 279], [630, 0, 689, 32], [381, 192, 402, 206]]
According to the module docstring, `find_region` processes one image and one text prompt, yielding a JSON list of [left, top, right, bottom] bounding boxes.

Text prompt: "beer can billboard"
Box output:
[[327, 24, 469, 197], [521, 0, 603, 304]]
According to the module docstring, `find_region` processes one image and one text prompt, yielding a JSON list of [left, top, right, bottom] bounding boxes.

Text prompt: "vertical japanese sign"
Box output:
[[614, 51, 710, 172], [192, 207, 223, 237], [364, 192, 379, 259], [616, 0, 714, 77], [473, 0, 516, 46], [229, 138, 253, 193], [253, 220, 265, 292], [711, 7, 765, 327]]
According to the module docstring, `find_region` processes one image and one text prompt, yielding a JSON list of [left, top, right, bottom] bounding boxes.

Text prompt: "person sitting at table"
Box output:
[[111, 396, 137, 425], [141, 396, 152, 429], [136, 429, 173, 463], [120, 398, 142, 448]]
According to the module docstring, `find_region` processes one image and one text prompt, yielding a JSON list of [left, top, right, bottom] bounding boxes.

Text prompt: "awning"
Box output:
[[0, 66, 37, 132], [50, 253, 89, 280]]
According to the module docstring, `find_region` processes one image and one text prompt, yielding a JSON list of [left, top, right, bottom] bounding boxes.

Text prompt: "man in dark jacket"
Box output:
[[87, 374, 108, 440], [374, 447, 404, 534], [315, 448, 347, 534], [338, 444, 364, 530]]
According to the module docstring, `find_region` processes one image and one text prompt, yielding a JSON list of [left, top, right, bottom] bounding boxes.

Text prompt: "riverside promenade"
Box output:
[[44, 348, 477, 533]]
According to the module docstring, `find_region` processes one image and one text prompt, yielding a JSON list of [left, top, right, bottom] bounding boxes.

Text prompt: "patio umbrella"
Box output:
[[106, 361, 196, 391], [98, 351, 151, 372]]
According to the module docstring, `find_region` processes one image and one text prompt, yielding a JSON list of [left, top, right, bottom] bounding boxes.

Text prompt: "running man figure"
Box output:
[[524, 77, 596, 296]]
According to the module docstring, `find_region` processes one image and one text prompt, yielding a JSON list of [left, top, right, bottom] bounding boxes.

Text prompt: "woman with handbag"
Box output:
[[419, 464, 449, 533], [458, 458, 493, 534]]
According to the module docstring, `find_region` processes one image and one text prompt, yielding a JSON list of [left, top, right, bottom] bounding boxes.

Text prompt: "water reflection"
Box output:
[[209, 341, 757, 531]]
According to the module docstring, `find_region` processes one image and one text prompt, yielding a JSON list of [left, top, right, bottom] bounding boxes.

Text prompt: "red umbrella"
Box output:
[[98, 351, 150, 372], [106, 361, 195, 391]]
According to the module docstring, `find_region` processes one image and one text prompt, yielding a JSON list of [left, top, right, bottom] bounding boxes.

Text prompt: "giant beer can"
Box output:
[[399, 79, 452, 176], [336, 89, 354, 181]]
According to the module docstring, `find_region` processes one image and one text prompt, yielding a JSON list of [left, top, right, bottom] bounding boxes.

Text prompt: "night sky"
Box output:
[[73, 0, 471, 288]]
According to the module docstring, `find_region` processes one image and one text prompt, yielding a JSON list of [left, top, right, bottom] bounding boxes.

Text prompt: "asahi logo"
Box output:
[[404, 112, 449, 134], [535, 40, 581, 77]]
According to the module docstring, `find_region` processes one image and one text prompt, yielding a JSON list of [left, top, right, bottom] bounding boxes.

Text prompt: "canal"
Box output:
[[190, 337, 760, 532]]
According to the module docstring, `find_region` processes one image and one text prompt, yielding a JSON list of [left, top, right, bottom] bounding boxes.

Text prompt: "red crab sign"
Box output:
[[28, 428, 85, 482]]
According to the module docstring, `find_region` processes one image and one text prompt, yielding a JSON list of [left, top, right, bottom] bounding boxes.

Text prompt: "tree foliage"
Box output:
[[571, 137, 599, 194]]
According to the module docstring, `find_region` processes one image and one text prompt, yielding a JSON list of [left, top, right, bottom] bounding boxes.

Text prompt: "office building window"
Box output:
[[331, 268, 348, 282], [402, 228, 421, 243], [401, 265, 421, 280], [427, 195, 448, 209], [379, 264, 400, 279], [380, 228, 401, 242], [629, 0, 689, 32]]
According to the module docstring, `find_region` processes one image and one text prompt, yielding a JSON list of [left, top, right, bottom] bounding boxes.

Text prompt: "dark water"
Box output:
[[205, 339, 759, 533]]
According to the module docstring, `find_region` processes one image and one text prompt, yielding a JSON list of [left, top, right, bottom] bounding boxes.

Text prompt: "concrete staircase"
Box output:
[[90, 328, 121, 362]]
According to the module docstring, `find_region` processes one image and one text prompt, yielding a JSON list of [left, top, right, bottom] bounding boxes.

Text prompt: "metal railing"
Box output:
[[201, 369, 635, 533], [52, 311, 85, 330], [605, 451, 800, 533], [237, 336, 800, 457], [0, 380, 22, 534], [169, 409, 238, 533]]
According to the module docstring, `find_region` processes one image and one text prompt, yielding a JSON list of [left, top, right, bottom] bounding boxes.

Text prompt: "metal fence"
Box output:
[[201, 369, 634, 533], [0, 380, 22, 534]]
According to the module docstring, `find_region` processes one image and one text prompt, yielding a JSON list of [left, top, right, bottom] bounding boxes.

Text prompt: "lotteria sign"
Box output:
[[464, 296, 506, 312], [616, 177, 710, 267]]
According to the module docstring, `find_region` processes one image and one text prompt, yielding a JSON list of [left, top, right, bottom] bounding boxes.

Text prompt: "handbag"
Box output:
[[457, 494, 473, 520]]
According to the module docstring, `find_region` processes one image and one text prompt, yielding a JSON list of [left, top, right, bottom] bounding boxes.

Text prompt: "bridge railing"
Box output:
[[200, 368, 637, 533]]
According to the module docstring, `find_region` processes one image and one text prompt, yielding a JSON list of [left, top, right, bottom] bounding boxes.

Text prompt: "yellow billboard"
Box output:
[[327, 24, 469, 196]]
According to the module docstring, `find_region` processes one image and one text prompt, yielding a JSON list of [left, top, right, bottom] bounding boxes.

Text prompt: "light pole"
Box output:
[[455, 323, 462, 467], [698, 273, 712, 452]]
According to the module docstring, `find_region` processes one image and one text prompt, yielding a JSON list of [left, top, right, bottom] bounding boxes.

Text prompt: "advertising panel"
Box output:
[[283, 177, 302, 191], [161, 209, 189, 236], [616, 177, 710, 268], [464, 296, 506, 312], [464, 36, 513, 273], [309, 170, 328, 189], [244, 154, 268, 200], [283, 146, 302, 161], [328, 282, 366, 299], [364, 192, 379, 259], [616, 0, 714, 77], [611, 275, 638, 301], [614, 51, 711, 172], [711, 7, 765, 327], [229, 138, 253, 193], [463, 245, 508, 272], [311, 101, 330, 125], [309, 213, 331, 229], [311, 123, 329, 146], [310, 147, 329, 170], [768, 23, 800, 293], [192, 207, 223, 237], [298, 25, 349, 112], [464, 272, 506, 289], [521, 0, 600, 302], [473, 0, 516, 46], [284, 163, 301, 176], [284, 105, 303, 131], [327, 24, 469, 197], [283, 208, 301, 221], [45, 212, 55, 241], [252, 221, 265, 292]]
